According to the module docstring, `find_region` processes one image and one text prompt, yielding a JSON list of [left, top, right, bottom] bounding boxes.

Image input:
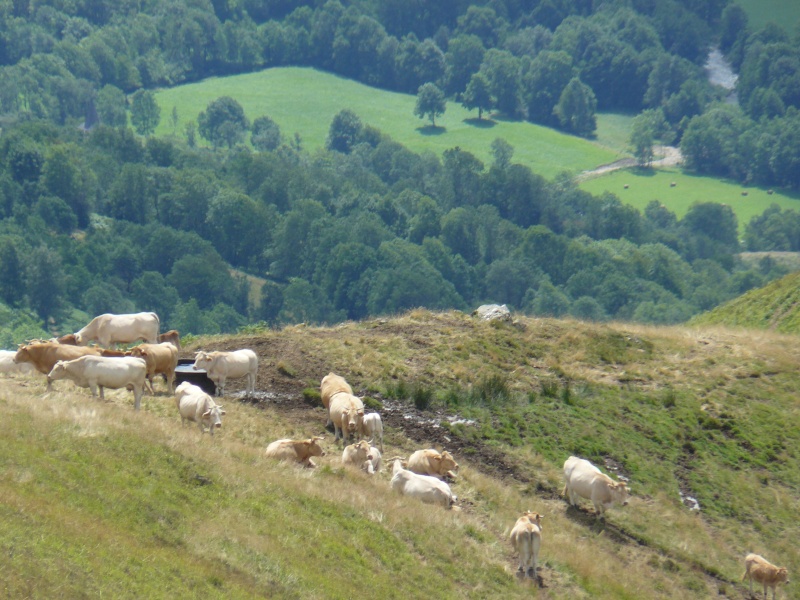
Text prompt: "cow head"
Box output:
[[193, 351, 212, 370], [439, 450, 459, 474], [522, 511, 543, 528], [48, 360, 68, 380], [345, 407, 362, 433], [305, 436, 326, 457], [73, 332, 87, 346], [777, 567, 789, 584], [612, 481, 630, 506], [202, 404, 225, 429], [13, 346, 31, 364]]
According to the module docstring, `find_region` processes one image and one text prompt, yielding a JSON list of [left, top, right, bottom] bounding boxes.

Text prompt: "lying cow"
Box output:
[[320, 372, 353, 428], [74, 312, 160, 348], [0, 349, 35, 376], [265, 436, 326, 468], [193, 349, 257, 396], [14, 341, 102, 391], [174, 381, 225, 436], [510, 511, 543, 580], [390, 459, 457, 508], [157, 329, 181, 350], [563, 456, 629, 518], [342, 440, 373, 469], [329, 392, 364, 444], [48, 355, 147, 410], [361, 445, 382, 475], [361, 412, 383, 451], [742, 553, 789, 599], [407, 449, 459, 480], [128, 342, 178, 394]]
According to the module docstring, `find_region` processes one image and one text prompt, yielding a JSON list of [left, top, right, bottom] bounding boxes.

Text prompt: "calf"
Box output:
[[265, 437, 326, 468], [174, 381, 225, 436], [510, 511, 543, 580], [342, 440, 373, 469], [361, 445, 382, 475], [742, 553, 789, 599], [361, 412, 384, 451], [48, 355, 147, 410]]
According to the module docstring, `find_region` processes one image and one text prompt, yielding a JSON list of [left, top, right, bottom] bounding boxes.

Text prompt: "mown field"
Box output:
[[736, 0, 800, 32], [580, 167, 800, 233], [153, 67, 619, 180], [3, 310, 799, 598]]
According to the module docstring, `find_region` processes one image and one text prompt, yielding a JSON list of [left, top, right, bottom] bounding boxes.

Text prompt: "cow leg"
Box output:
[[133, 386, 142, 411], [216, 378, 225, 397]]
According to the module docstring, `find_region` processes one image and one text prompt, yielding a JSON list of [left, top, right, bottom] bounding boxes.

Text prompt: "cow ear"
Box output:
[[220, 410, 226, 415], [432, 455, 442, 463], [202, 410, 211, 418]]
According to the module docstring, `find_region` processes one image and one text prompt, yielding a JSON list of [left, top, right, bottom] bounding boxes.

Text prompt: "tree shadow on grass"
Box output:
[[463, 117, 496, 129], [416, 125, 446, 136]]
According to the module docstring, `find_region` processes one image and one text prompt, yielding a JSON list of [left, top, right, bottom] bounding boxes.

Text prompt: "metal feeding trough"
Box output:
[[175, 358, 216, 396]]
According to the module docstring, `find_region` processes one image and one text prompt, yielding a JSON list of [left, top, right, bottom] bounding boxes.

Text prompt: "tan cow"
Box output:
[[329, 392, 364, 444], [742, 553, 789, 599], [265, 437, 326, 468], [14, 341, 102, 391], [563, 456, 629, 518], [157, 329, 181, 350], [342, 440, 373, 469], [48, 355, 147, 410], [74, 312, 160, 348], [407, 449, 459, 480], [128, 342, 178, 394], [510, 511, 543, 580], [320, 372, 353, 427]]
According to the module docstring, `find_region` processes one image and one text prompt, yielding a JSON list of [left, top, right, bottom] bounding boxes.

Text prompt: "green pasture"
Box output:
[[580, 167, 800, 232], [735, 0, 800, 32], [154, 67, 619, 179]]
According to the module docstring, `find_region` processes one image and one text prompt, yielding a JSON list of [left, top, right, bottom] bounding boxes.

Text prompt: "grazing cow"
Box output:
[[562, 456, 629, 518], [342, 440, 373, 469], [192, 349, 257, 396], [74, 312, 160, 348], [0, 350, 35, 375], [742, 553, 789, 599], [157, 329, 181, 350], [265, 436, 326, 468], [361, 412, 384, 451], [361, 445, 382, 475], [55, 333, 78, 345], [14, 341, 102, 391], [407, 449, 459, 480], [329, 392, 364, 444], [48, 355, 147, 410], [174, 381, 225, 436], [128, 342, 178, 394], [390, 459, 457, 508], [510, 511, 543, 579], [320, 372, 353, 428]]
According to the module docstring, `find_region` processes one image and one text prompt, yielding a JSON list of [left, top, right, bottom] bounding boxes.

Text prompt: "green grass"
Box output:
[[154, 67, 619, 179], [735, 0, 800, 32], [579, 167, 800, 233]]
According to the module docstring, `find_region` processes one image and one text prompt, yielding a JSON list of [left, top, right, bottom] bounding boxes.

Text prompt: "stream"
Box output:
[[704, 47, 738, 104]]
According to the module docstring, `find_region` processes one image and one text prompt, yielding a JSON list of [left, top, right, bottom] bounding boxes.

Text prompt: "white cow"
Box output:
[[361, 412, 384, 451], [510, 511, 543, 579], [174, 381, 225, 436], [361, 445, 382, 475], [74, 312, 160, 348], [0, 349, 35, 375], [192, 349, 257, 396], [48, 355, 147, 410], [563, 456, 629, 518], [390, 459, 457, 508]]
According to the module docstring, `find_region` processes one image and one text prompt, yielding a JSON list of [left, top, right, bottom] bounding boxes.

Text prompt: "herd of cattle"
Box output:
[[1, 311, 790, 596]]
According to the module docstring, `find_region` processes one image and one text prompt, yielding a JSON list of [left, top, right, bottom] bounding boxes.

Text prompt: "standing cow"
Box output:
[[742, 553, 789, 599], [510, 511, 543, 580], [48, 355, 147, 410], [14, 341, 103, 391], [193, 349, 257, 396], [74, 312, 160, 348], [563, 456, 629, 518], [128, 342, 178, 394], [320, 372, 353, 428], [361, 412, 384, 451], [174, 381, 225, 436], [329, 392, 364, 444]]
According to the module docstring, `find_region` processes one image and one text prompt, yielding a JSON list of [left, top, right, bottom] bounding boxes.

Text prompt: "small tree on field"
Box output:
[[462, 72, 493, 119], [414, 82, 446, 127]]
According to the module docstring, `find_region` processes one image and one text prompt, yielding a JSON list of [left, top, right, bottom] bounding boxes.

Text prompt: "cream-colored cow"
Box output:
[[265, 437, 326, 468], [510, 511, 543, 579], [407, 449, 459, 480], [562, 456, 629, 518]]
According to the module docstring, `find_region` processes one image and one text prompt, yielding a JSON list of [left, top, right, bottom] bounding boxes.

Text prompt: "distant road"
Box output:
[[576, 145, 682, 181]]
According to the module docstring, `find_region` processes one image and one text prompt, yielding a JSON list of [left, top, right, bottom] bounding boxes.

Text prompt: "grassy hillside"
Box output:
[[690, 270, 800, 332], [3, 310, 800, 598], [579, 167, 800, 233], [735, 0, 800, 32], [153, 67, 619, 180]]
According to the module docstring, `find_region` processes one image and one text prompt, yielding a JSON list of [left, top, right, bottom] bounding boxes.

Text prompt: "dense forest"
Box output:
[[0, 0, 799, 340]]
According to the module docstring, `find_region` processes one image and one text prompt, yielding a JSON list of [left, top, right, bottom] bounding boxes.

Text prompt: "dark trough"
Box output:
[[175, 358, 216, 396]]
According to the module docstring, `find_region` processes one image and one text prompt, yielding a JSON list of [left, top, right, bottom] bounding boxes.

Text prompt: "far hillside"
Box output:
[[154, 67, 619, 180], [690, 270, 800, 333], [736, 0, 800, 31]]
